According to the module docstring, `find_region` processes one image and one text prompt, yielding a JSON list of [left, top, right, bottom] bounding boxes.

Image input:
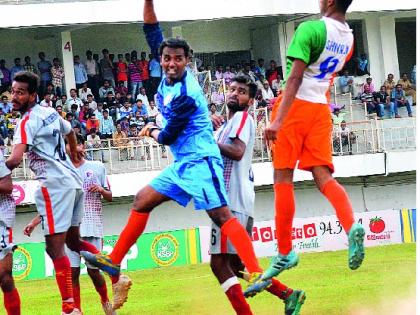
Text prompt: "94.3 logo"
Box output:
[[319, 218, 363, 235]]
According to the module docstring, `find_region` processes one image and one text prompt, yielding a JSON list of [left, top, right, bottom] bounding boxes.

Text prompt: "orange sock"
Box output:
[[320, 179, 355, 233], [274, 183, 295, 255], [221, 218, 262, 273], [52, 256, 74, 314], [109, 210, 149, 265]]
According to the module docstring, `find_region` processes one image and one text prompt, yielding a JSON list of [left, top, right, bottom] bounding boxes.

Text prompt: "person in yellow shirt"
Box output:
[[397, 72, 416, 105]]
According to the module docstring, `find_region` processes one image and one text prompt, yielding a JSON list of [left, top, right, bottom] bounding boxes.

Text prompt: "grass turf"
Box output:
[[4, 243, 416, 315]]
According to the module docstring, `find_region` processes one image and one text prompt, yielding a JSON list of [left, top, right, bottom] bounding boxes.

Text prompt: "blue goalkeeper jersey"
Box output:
[[144, 23, 221, 162]]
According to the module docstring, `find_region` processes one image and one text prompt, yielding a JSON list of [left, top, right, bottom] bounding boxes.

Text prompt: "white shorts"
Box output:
[[0, 222, 16, 260], [35, 187, 84, 236], [209, 211, 253, 255], [66, 236, 102, 269]]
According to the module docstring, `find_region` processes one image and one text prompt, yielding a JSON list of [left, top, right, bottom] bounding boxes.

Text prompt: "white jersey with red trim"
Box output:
[[13, 104, 82, 189], [78, 160, 109, 238], [0, 150, 15, 227], [214, 111, 255, 217]]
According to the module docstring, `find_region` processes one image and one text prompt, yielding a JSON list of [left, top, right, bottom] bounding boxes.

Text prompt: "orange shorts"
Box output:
[[271, 97, 334, 173]]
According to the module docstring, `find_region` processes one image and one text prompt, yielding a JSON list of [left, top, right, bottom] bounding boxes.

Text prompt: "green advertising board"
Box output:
[[13, 228, 201, 281]]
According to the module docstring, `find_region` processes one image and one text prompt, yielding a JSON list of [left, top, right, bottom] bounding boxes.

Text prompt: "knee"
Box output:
[[0, 273, 14, 292], [210, 256, 224, 276]]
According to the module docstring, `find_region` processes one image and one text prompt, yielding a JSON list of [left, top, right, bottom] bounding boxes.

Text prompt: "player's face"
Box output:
[[161, 47, 188, 82], [226, 81, 252, 112], [11, 81, 36, 113]]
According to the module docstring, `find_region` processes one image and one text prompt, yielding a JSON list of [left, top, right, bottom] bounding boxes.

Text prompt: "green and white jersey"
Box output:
[[286, 16, 354, 104]]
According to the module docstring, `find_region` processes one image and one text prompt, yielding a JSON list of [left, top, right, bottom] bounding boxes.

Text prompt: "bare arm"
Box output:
[[88, 185, 113, 202], [218, 138, 246, 161], [6, 143, 27, 170], [0, 174, 12, 194], [264, 59, 306, 144], [65, 129, 80, 164], [144, 0, 158, 24], [23, 215, 41, 237]]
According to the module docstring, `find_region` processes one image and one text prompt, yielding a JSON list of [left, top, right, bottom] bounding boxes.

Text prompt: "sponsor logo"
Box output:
[[13, 247, 32, 281], [151, 233, 179, 267], [12, 184, 25, 205], [367, 216, 393, 242], [293, 237, 320, 250], [292, 223, 317, 239]]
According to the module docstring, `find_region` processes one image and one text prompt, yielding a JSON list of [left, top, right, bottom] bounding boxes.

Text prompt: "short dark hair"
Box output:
[[89, 128, 96, 134], [76, 133, 85, 145], [70, 88, 77, 93], [231, 75, 258, 99], [102, 48, 109, 54], [13, 71, 39, 93], [159, 38, 190, 58], [335, 0, 353, 13]]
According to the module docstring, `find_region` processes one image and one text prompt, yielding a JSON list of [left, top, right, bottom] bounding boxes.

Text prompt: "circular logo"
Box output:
[[12, 184, 25, 205], [151, 233, 179, 267], [12, 247, 32, 281]]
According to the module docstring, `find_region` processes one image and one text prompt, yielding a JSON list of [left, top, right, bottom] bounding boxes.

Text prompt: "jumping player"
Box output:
[[257, 0, 365, 283], [6, 71, 100, 315], [0, 150, 20, 315], [210, 75, 305, 314], [82, 0, 270, 310], [24, 134, 114, 315]]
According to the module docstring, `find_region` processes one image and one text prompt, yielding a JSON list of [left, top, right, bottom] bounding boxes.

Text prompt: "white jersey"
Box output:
[[0, 150, 15, 227], [215, 111, 255, 217], [13, 104, 82, 189], [78, 160, 109, 238]]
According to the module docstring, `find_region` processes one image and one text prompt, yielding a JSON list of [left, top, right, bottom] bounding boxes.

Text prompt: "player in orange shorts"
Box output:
[[255, 0, 366, 283]]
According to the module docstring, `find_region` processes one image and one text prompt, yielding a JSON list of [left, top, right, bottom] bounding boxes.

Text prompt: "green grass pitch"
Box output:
[[4, 243, 415, 315]]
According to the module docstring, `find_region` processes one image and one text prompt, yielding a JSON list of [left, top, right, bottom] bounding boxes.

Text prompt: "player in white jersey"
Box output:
[[210, 75, 305, 314], [25, 133, 114, 315], [0, 150, 20, 315], [6, 72, 99, 315], [258, 0, 365, 284]]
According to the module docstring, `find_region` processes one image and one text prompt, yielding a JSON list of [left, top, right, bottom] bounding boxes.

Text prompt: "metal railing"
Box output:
[[5, 111, 416, 180]]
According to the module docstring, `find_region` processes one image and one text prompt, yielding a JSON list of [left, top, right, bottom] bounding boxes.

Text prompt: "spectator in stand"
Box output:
[[398, 72, 416, 106], [23, 56, 38, 74], [136, 86, 149, 111], [261, 80, 274, 102], [86, 94, 97, 111], [56, 94, 68, 112], [0, 60, 11, 92], [362, 77, 375, 94], [119, 101, 132, 120], [339, 70, 355, 95], [331, 107, 346, 125], [374, 85, 396, 119], [116, 54, 128, 88], [51, 58, 64, 97], [266, 60, 280, 87], [147, 100, 159, 122], [223, 66, 235, 86], [40, 93, 53, 107], [119, 116, 130, 133], [126, 93, 134, 105], [99, 49, 115, 87], [98, 80, 115, 102], [148, 53, 161, 98], [67, 88, 83, 111], [360, 83, 381, 117], [37, 52, 52, 96], [0, 108, 8, 139], [128, 55, 142, 98], [94, 103, 104, 122], [5, 110, 20, 140], [85, 50, 101, 100], [86, 112, 101, 134], [391, 84, 413, 117], [74, 55, 88, 90], [79, 82, 92, 102], [79, 102, 91, 130], [0, 86, 12, 102], [100, 109, 114, 139], [103, 91, 118, 121], [356, 53, 370, 76], [115, 81, 128, 97], [215, 65, 224, 80], [243, 63, 257, 82], [333, 121, 355, 155], [139, 52, 150, 94], [134, 99, 149, 120], [209, 103, 218, 116], [255, 58, 266, 78], [112, 123, 129, 149], [10, 58, 24, 81], [86, 128, 104, 161], [69, 104, 80, 120], [66, 111, 82, 131], [0, 96, 12, 113], [115, 91, 124, 106], [271, 73, 282, 96], [411, 65, 416, 87], [383, 73, 396, 96], [130, 111, 145, 129], [55, 105, 67, 119]]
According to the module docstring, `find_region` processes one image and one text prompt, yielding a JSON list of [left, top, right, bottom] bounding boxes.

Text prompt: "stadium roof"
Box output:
[[0, 0, 417, 29]]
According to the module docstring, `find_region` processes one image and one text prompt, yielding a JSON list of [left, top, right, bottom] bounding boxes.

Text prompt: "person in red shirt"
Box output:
[[86, 112, 101, 134], [139, 52, 150, 98], [116, 54, 128, 88]]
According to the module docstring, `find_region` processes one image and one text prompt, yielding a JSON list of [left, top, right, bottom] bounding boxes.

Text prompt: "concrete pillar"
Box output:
[[278, 21, 295, 78], [364, 15, 384, 85], [379, 16, 400, 81], [61, 31, 75, 97]]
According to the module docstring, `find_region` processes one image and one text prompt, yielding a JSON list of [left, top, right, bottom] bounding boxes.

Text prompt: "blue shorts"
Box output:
[[150, 156, 229, 210]]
